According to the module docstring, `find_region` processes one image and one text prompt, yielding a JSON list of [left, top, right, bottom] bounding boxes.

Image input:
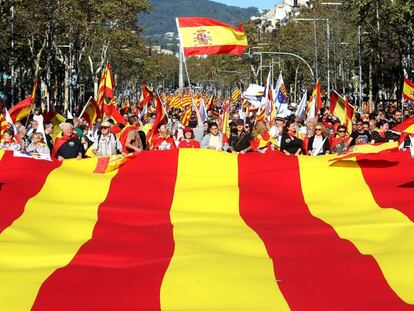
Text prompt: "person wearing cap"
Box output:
[[229, 119, 253, 153], [91, 121, 122, 157], [178, 127, 200, 148], [52, 123, 84, 161]]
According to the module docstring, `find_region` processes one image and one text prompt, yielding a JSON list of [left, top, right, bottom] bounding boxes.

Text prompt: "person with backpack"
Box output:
[[91, 121, 122, 157]]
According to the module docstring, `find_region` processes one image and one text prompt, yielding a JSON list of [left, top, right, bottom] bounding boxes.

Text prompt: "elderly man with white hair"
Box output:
[[52, 123, 84, 161]]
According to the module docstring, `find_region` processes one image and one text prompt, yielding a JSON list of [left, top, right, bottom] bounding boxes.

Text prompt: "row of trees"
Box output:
[[0, 0, 412, 109], [0, 0, 180, 110], [186, 0, 413, 104]]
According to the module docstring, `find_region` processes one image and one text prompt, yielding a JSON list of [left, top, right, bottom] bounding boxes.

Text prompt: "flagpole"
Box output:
[[78, 97, 92, 120], [175, 18, 195, 106]]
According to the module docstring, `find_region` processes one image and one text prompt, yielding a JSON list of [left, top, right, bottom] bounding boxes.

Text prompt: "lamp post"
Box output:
[[293, 18, 330, 101], [10, 0, 15, 105], [250, 51, 315, 85]]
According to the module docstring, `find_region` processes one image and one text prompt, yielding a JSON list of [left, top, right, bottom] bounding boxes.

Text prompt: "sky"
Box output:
[[213, 0, 281, 10]]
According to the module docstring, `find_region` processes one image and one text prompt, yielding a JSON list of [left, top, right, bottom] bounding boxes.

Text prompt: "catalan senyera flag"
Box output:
[[1, 149, 414, 310], [231, 87, 241, 102], [403, 77, 414, 102], [176, 17, 248, 57], [180, 93, 193, 108]]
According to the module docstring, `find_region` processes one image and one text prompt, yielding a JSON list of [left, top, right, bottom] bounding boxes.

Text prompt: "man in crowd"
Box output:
[[389, 110, 403, 129], [201, 122, 229, 151], [52, 123, 84, 161], [91, 121, 122, 157], [119, 116, 143, 153], [229, 119, 252, 153], [344, 119, 371, 152]]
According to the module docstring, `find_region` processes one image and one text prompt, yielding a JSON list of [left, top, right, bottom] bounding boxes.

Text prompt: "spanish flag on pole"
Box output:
[[403, 77, 414, 102], [176, 17, 248, 57]]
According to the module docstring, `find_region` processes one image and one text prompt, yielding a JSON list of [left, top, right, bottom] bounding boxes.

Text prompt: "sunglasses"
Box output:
[[338, 130, 346, 133], [315, 128, 322, 131], [356, 123, 363, 126]]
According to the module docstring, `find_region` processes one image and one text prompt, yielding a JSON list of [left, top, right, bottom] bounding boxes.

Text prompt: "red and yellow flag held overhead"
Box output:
[[176, 17, 248, 57]]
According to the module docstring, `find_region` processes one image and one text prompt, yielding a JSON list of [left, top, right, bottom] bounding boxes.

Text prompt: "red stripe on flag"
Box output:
[[32, 150, 178, 311], [0, 152, 60, 234], [178, 17, 243, 31], [358, 152, 414, 221], [238, 152, 411, 310], [183, 45, 246, 57]]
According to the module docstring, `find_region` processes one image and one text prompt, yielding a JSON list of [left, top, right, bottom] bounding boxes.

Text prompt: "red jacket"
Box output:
[[178, 139, 200, 149], [152, 135, 177, 150]]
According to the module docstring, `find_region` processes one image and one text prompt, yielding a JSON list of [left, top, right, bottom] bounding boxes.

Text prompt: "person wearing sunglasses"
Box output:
[[307, 123, 330, 156], [344, 119, 371, 152], [330, 125, 348, 154]]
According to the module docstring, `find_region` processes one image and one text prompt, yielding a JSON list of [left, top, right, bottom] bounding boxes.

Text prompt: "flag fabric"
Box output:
[[180, 104, 192, 127], [205, 94, 215, 110], [221, 107, 229, 136], [295, 91, 307, 119], [147, 94, 168, 146], [393, 115, 414, 134], [274, 73, 289, 113], [329, 90, 347, 124], [199, 100, 209, 122], [8, 96, 34, 122], [231, 87, 241, 102], [262, 71, 273, 117], [180, 93, 193, 108], [176, 17, 248, 57], [138, 85, 154, 108], [104, 98, 126, 125], [0, 149, 413, 310], [403, 77, 414, 101], [79, 99, 102, 128], [0, 108, 9, 141], [346, 97, 355, 134]]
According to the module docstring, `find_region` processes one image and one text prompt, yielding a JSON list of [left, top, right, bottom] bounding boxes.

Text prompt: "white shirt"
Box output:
[[312, 135, 324, 155], [208, 134, 222, 150]]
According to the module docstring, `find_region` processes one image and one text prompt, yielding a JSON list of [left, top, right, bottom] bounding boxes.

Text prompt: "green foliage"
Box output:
[[139, 0, 259, 35]]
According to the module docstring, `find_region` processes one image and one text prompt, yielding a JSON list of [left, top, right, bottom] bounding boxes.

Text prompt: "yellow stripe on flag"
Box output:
[[180, 26, 247, 48], [299, 156, 414, 304], [0, 158, 116, 311], [161, 149, 289, 310], [0, 150, 4, 161]]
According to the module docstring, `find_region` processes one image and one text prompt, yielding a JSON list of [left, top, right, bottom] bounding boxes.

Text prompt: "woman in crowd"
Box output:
[[0, 129, 21, 151], [178, 127, 200, 149], [307, 123, 330, 156], [371, 120, 396, 143], [26, 132, 50, 155], [280, 121, 303, 156], [250, 121, 277, 153]]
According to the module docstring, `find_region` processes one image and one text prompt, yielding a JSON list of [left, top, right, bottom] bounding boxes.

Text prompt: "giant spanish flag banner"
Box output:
[[176, 17, 248, 57], [0, 149, 414, 310]]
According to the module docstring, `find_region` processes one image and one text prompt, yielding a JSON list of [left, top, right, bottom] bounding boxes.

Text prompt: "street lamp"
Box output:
[[293, 18, 330, 101]]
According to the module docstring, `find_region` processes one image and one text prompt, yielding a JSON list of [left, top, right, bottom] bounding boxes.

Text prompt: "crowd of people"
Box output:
[[0, 97, 413, 160]]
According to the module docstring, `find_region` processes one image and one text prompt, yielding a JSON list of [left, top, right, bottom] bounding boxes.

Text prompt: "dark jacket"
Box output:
[[229, 131, 252, 152]]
